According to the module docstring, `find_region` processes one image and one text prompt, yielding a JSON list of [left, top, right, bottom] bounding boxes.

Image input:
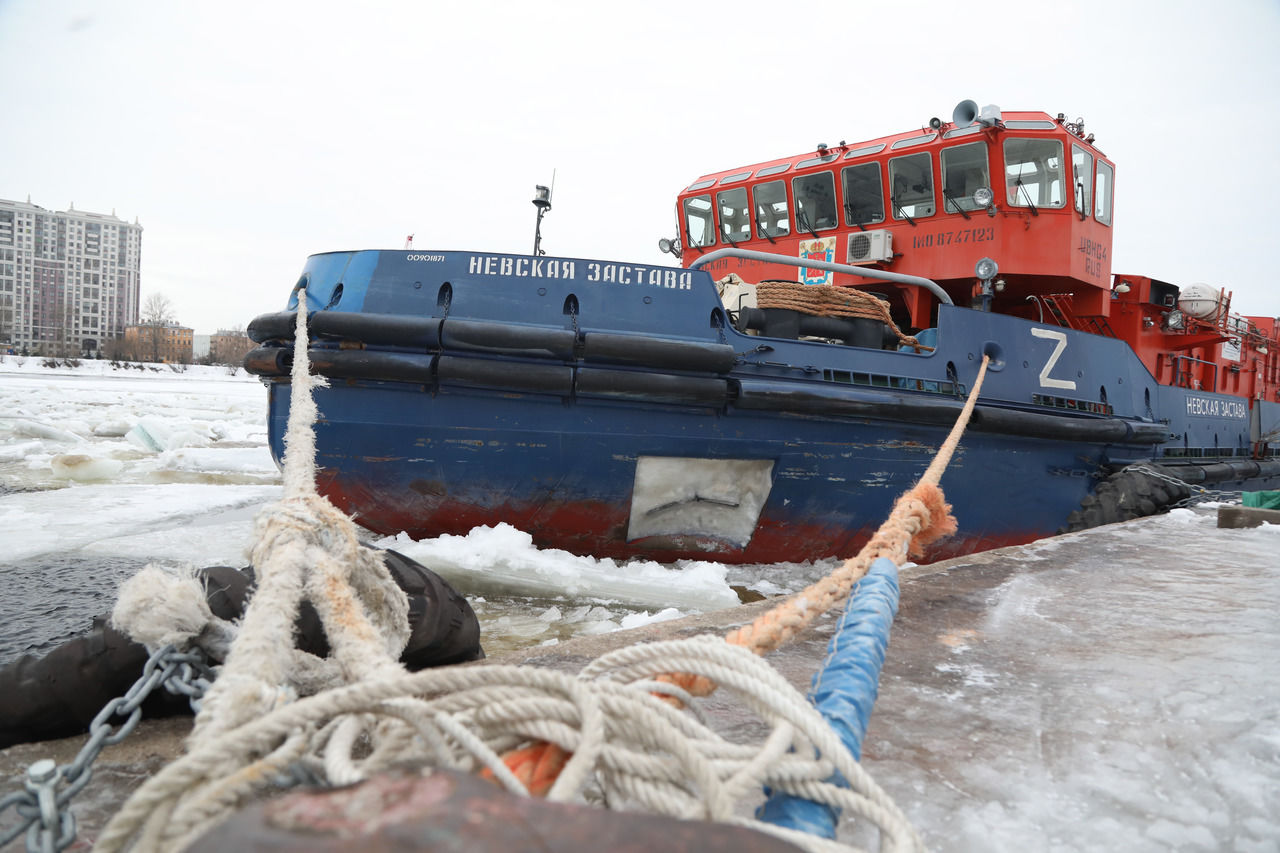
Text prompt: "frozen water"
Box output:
[[466, 597, 687, 656], [0, 360, 270, 495], [50, 452, 126, 481], [375, 523, 742, 656], [0, 359, 284, 661], [377, 525, 740, 611], [0, 482, 280, 564], [0, 358, 744, 664]]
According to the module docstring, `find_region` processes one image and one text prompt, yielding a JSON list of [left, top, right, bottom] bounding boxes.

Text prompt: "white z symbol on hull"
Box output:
[[1031, 328, 1077, 390]]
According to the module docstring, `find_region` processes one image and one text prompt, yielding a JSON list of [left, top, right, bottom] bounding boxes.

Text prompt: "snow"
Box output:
[[848, 508, 1280, 852], [619, 607, 684, 630], [0, 483, 279, 565], [376, 525, 740, 611]]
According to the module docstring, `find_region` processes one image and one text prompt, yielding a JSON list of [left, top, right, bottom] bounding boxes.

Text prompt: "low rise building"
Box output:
[[209, 329, 254, 365], [123, 322, 192, 363]]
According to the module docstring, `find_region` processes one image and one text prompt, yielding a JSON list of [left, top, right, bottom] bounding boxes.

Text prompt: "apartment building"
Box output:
[[0, 197, 142, 355]]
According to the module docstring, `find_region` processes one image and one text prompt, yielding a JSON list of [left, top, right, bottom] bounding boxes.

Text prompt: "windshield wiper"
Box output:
[[720, 223, 740, 247], [684, 222, 705, 253], [795, 207, 820, 240], [754, 207, 777, 244], [843, 203, 868, 231], [942, 189, 971, 220], [890, 195, 916, 226], [1015, 178, 1039, 216]]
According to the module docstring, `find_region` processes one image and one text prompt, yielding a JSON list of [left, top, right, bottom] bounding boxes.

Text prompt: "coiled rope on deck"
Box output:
[[98, 290, 991, 853], [753, 280, 934, 353]]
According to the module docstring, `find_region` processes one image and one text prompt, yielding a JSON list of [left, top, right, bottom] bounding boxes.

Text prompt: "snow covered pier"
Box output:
[[2, 507, 1277, 851]]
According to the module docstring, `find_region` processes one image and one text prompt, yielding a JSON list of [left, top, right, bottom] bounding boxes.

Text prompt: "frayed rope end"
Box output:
[[112, 565, 217, 652]]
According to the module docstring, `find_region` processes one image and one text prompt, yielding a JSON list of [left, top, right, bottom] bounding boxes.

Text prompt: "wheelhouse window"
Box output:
[[682, 194, 716, 248], [940, 142, 990, 213], [889, 152, 935, 219], [716, 186, 750, 245], [841, 162, 884, 226], [752, 180, 790, 239], [791, 172, 838, 232], [1004, 138, 1064, 209], [1095, 160, 1114, 226], [1072, 145, 1093, 218]]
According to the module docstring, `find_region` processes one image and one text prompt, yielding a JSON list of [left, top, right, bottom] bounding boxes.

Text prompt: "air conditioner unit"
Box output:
[[846, 229, 893, 264]]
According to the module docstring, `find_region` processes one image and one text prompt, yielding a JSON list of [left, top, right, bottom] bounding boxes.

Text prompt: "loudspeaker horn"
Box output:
[[952, 99, 979, 128]]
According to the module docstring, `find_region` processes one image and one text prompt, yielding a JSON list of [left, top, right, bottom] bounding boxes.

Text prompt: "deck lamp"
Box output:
[[532, 185, 552, 256], [972, 186, 997, 217], [974, 257, 998, 312], [658, 237, 683, 258], [975, 257, 998, 282]]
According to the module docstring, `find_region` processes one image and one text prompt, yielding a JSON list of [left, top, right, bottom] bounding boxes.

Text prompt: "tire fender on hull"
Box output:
[[1058, 458, 1280, 533], [1060, 469, 1191, 533]]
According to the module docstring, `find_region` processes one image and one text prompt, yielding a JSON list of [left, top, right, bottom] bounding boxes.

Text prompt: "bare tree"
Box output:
[[141, 293, 175, 325], [140, 293, 175, 362]]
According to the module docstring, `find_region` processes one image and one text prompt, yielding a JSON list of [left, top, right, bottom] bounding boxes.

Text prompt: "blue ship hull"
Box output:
[[249, 250, 1280, 563]]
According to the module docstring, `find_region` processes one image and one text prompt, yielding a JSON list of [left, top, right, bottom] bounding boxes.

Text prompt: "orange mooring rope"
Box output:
[[493, 355, 994, 793]]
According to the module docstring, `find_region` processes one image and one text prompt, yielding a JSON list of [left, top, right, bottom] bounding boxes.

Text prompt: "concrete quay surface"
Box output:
[[3, 507, 1277, 851]]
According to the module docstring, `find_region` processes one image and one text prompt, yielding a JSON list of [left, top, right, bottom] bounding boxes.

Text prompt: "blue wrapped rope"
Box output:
[[756, 556, 901, 839]]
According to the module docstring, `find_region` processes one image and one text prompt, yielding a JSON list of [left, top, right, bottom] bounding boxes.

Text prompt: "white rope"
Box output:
[[96, 637, 922, 853], [96, 288, 924, 853], [183, 294, 410, 749]]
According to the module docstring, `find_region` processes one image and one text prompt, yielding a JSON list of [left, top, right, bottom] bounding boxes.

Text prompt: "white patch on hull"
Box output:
[[627, 456, 775, 547]]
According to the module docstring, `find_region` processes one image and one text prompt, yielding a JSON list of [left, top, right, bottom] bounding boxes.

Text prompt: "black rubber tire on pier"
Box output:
[[1059, 468, 1192, 534], [0, 549, 482, 750]]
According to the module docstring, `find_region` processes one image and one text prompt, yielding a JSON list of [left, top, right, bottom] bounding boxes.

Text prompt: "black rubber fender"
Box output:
[[247, 311, 441, 350], [581, 332, 737, 374], [243, 347, 437, 385], [0, 550, 481, 749], [1059, 469, 1191, 534]]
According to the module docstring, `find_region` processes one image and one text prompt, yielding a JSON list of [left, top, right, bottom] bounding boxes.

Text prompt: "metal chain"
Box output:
[[1123, 464, 1242, 507], [0, 644, 216, 853]]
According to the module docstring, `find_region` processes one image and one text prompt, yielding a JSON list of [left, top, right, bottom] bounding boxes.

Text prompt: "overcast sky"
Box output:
[[1, 0, 1278, 333]]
